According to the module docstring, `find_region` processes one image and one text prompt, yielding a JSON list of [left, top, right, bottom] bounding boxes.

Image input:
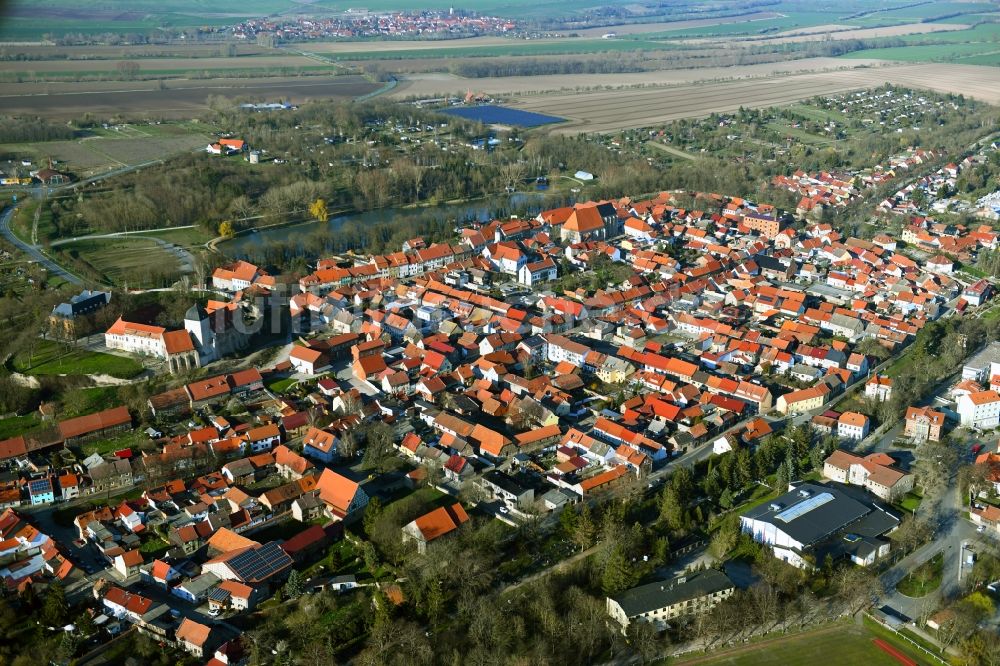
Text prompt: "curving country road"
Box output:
[[0, 205, 83, 285]]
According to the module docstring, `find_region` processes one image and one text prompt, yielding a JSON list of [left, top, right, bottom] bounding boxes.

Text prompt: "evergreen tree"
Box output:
[[558, 504, 577, 537], [775, 460, 790, 491], [573, 502, 595, 551], [653, 536, 670, 565], [55, 631, 78, 664], [364, 496, 383, 536], [285, 569, 305, 599], [658, 485, 685, 531], [601, 545, 635, 596], [719, 487, 734, 510], [425, 578, 443, 627], [785, 444, 798, 481], [42, 580, 68, 627]]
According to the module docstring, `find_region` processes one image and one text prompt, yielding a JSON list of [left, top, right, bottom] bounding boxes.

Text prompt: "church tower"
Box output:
[[184, 304, 212, 360]]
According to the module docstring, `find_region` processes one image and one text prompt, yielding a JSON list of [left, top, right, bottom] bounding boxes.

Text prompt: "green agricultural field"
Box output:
[[880, 1, 997, 21], [629, 11, 849, 40], [13, 339, 144, 378], [842, 42, 1000, 62], [842, 22, 1000, 64], [679, 621, 926, 666], [894, 22, 1000, 44]]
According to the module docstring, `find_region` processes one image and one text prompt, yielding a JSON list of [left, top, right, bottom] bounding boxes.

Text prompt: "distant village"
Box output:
[[230, 10, 518, 42]]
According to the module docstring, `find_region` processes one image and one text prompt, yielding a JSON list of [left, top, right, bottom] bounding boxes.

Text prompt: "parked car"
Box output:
[[972, 444, 984, 455]]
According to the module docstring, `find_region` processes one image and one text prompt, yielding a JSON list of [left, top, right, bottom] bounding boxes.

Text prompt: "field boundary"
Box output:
[[864, 613, 949, 666]]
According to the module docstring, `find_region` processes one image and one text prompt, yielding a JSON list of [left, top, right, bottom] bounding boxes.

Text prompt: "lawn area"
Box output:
[[0, 413, 42, 440], [12, 339, 143, 379], [897, 492, 923, 514], [896, 552, 944, 597], [677, 620, 927, 665], [139, 537, 170, 559], [77, 430, 145, 457], [266, 377, 298, 393]]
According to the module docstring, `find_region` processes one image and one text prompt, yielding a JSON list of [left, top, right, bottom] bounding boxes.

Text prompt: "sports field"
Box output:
[[676, 622, 927, 666]]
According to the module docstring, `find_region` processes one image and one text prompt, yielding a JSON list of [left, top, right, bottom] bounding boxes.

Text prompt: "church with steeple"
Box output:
[[184, 303, 250, 365]]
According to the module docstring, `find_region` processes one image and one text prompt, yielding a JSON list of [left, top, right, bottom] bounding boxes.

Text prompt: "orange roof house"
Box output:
[[402, 502, 470, 553], [176, 618, 215, 656], [315, 468, 368, 519]]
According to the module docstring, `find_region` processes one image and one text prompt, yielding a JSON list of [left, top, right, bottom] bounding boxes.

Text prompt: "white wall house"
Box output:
[[957, 390, 1000, 429]]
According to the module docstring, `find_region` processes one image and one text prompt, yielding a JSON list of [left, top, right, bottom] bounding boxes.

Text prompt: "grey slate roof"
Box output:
[[611, 569, 734, 617]]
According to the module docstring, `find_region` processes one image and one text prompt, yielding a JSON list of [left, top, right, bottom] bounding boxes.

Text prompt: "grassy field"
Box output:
[[842, 22, 1000, 64], [58, 237, 184, 288], [630, 11, 846, 40], [0, 413, 41, 440], [677, 620, 928, 666], [13, 339, 144, 378], [898, 492, 922, 513], [842, 42, 1000, 63], [265, 377, 298, 393]]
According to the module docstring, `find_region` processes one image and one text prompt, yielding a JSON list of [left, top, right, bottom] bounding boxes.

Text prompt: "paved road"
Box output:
[[0, 205, 83, 285]]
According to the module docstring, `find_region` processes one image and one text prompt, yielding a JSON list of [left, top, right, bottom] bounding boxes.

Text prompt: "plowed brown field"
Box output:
[[508, 63, 1000, 133]]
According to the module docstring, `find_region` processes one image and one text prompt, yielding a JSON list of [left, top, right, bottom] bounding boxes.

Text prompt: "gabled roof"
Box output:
[[315, 468, 361, 515], [408, 503, 469, 542], [176, 617, 212, 647], [58, 406, 130, 440]]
